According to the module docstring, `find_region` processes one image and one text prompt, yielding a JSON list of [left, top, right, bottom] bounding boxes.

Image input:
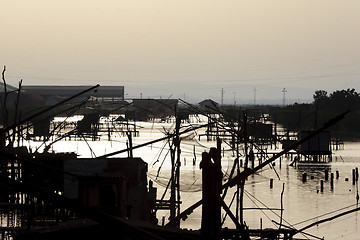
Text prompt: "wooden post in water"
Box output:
[[353, 169, 356, 185], [336, 171, 339, 179], [302, 173, 307, 183], [243, 111, 248, 169], [279, 156, 282, 169], [175, 116, 181, 224], [169, 145, 176, 226], [249, 149, 255, 169], [325, 170, 329, 181], [127, 132, 133, 159], [193, 145, 196, 166], [270, 178, 274, 189], [320, 180, 324, 192]]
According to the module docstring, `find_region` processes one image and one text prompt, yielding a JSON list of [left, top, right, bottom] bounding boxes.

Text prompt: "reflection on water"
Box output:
[[28, 122, 360, 240]]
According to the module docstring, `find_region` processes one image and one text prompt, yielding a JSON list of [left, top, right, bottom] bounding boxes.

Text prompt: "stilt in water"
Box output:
[[325, 170, 329, 181], [353, 169, 356, 185], [320, 180, 324, 192], [302, 173, 307, 183]]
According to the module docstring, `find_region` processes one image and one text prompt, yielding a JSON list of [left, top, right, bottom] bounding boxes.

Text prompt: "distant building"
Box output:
[[198, 99, 219, 109], [1, 82, 47, 107], [22, 85, 125, 105], [198, 99, 220, 115]]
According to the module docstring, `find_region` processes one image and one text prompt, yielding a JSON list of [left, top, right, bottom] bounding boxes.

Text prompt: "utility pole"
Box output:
[[221, 88, 224, 106], [282, 88, 287, 106], [254, 87, 257, 106]]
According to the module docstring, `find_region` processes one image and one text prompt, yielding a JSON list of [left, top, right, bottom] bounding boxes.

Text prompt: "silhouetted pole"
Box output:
[[243, 111, 248, 169], [353, 169, 356, 185], [127, 132, 133, 159], [240, 111, 248, 226], [302, 173, 307, 183], [325, 170, 329, 181], [175, 117, 181, 219], [249, 149, 255, 169], [320, 180, 324, 192], [201, 144, 222, 240], [169, 116, 181, 228]]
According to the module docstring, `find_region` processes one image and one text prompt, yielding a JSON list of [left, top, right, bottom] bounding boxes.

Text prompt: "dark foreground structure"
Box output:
[[0, 147, 295, 240], [0, 83, 353, 240]]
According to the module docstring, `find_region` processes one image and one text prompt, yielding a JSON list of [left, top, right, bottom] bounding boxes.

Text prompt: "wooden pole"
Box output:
[[320, 180, 324, 192], [201, 149, 222, 240], [302, 173, 307, 183], [353, 169, 356, 185], [169, 142, 176, 227], [325, 170, 329, 181], [175, 116, 181, 221], [239, 111, 247, 226]]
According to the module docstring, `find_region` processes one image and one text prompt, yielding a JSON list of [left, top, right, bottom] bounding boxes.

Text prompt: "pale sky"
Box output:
[[1, 0, 360, 104]]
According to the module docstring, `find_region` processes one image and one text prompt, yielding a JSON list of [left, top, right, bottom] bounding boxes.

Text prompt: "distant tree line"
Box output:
[[270, 88, 360, 140]]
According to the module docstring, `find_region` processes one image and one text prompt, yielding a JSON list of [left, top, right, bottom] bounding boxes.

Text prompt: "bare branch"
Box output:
[[1, 65, 9, 128]]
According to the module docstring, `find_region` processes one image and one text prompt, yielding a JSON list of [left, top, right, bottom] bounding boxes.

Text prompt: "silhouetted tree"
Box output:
[[313, 90, 328, 105], [329, 88, 360, 111], [272, 88, 360, 140]]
